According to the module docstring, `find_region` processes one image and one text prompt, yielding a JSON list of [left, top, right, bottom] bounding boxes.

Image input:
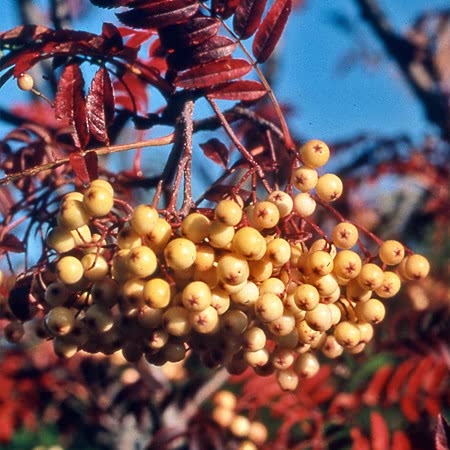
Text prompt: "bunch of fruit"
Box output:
[[212, 390, 267, 450], [2, 140, 430, 390]]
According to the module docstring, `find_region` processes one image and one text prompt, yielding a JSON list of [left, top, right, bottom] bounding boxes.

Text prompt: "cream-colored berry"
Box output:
[[81, 254, 109, 281], [251, 201, 280, 229], [232, 226, 266, 260], [214, 199, 243, 226], [56, 256, 84, 285], [131, 205, 158, 235], [83, 186, 114, 217], [298, 139, 330, 168], [291, 166, 318, 192], [181, 213, 210, 243], [316, 173, 343, 202], [378, 240, 405, 265], [17, 73, 34, 91], [331, 222, 359, 249], [217, 254, 249, 286], [293, 192, 316, 217], [143, 278, 171, 308], [126, 246, 157, 278], [375, 271, 401, 298], [266, 190, 293, 217], [403, 254, 430, 280], [164, 238, 196, 271]]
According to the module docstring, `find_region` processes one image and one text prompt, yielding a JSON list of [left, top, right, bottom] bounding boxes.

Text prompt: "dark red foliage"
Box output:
[[0, 234, 25, 254], [200, 138, 230, 168], [174, 59, 252, 89], [86, 67, 115, 144], [211, 0, 240, 19], [55, 64, 89, 149], [233, 0, 268, 40], [69, 152, 98, 185], [158, 17, 221, 49], [253, 0, 292, 63], [435, 415, 450, 450], [116, 0, 199, 30], [206, 80, 267, 101]]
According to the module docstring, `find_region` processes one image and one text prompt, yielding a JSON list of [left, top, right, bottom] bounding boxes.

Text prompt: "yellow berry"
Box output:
[[181, 213, 210, 243], [298, 139, 330, 168], [331, 222, 359, 249], [131, 205, 158, 235], [266, 190, 293, 217], [291, 166, 318, 192], [214, 199, 243, 226], [164, 238, 196, 271], [379, 240, 405, 265], [316, 173, 343, 202], [56, 256, 84, 285], [83, 186, 114, 217], [403, 254, 430, 280]]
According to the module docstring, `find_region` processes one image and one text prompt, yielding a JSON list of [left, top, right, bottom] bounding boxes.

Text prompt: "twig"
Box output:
[[208, 98, 272, 193], [354, 0, 449, 139], [179, 367, 230, 422], [0, 133, 174, 186]]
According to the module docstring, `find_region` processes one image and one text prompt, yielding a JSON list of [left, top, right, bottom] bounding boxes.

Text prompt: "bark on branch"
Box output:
[[355, 0, 450, 140]]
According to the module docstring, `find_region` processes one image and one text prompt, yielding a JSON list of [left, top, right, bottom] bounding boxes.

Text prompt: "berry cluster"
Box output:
[[212, 390, 267, 450], [2, 140, 430, 390]]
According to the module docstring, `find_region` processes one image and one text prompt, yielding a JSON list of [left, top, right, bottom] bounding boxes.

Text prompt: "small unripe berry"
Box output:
[[17, 73, 34, 91]]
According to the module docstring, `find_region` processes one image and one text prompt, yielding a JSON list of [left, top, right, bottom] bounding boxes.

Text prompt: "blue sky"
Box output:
[[1, 0, 447, 142]]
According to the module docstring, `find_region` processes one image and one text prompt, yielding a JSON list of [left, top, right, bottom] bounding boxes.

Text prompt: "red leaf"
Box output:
[[391, 431, 412, 450], [435, 414, 450, 450], [233, 0, 268, 40], [211, 0, 240, 19], [117, 0, 199, 30], [113, 71, 149, 113], [386, 358, 417, 404], [55, 64, 89, 149], [370, 411, 390, 450], [0, 234, 25, 253], [69, 152, 91, 185], [0, 187, 15, 217], [200, 138, 230, 168], [206, 80, 267, 101], [159, 17, 220, 49], [252, 0, 292, 63], [85, 152, 99, 182], [168, 36, 237, 70], [87, 67, 114, 144], [362, 365, 393, 406], [101, 22, 124, 50], [350, 427, 370, 450], [174, 59, 252, 89]]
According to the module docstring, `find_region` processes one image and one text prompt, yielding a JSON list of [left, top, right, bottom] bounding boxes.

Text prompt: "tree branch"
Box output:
[[355, 0, 450, 139], [0, 133, 174, 186]]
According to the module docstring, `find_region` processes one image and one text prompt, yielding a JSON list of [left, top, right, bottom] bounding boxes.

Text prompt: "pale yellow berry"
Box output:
[[298, 139, 330, 168]]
